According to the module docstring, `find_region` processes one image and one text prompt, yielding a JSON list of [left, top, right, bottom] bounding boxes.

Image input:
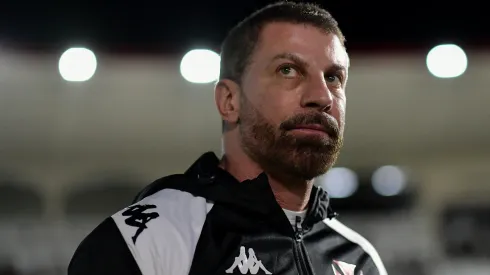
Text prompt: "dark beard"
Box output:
[[238, 97, 343, 182]]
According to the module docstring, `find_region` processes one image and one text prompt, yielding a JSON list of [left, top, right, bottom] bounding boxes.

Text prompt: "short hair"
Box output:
[[219, 1, 346, 84]]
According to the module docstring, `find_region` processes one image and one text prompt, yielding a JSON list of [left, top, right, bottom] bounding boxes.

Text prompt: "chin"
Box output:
[[284, 150, 339, 181]]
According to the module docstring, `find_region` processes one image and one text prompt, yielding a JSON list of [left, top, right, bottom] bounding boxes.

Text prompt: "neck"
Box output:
[[219, 134, 312, 211], [268, 174, 313, 211]]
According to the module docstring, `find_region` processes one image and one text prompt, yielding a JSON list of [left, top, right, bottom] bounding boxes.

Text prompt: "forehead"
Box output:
[[254, 22, 348, 68]]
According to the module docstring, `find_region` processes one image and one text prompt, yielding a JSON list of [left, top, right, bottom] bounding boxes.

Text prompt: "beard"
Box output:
[[238, 97, 344, 182]]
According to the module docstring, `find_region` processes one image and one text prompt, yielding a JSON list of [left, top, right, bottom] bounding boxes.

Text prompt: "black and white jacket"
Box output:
[[69, 152, 387, 275]]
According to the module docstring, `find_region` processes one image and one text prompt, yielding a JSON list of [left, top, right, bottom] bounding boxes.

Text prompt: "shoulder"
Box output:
[[323, 218, 388, 275], [115, 187, 214, 275], [70, 184, 214, 275], [112, 187, 214, 249], [68, 217, 142, 275]]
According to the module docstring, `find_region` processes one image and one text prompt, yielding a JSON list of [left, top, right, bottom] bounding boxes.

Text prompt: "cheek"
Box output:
[[333, 97, 346, 127], [256, 93, 290, 124]]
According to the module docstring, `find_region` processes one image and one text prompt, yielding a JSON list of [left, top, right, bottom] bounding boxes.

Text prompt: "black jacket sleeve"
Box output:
[[68, 218, 142, 275]]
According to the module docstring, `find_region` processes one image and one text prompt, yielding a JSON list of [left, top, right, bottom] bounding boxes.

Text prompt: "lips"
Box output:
[[291, 124, 327, 133], [280, 113, 339, 139]]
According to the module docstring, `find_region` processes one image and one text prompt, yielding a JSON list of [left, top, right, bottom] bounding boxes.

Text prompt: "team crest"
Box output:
[[332, 259, 362, 275]]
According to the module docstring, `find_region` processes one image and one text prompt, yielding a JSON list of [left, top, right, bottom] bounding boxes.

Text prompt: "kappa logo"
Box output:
[[225, 246, 272, 274], [332, 259, 363, 275], [122, 204, 159, 244]]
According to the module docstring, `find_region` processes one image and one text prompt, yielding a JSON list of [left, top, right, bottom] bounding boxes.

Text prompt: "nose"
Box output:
[[300, 75, 334, 113]]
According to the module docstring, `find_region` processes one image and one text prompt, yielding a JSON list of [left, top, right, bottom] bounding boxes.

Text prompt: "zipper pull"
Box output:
[[294, 216, 303, 242]]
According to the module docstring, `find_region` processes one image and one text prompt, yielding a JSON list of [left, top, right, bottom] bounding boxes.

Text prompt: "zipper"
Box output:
[[293, 216, 314, 275], [294, 216, 304, 242]]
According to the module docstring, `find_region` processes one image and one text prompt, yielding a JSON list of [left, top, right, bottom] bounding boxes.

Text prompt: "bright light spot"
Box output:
[[426, 44, 467, 78], [59, 47, 97, 82], [180, 49, 220, 84], [372, 165, 407, 196], [316, 167, 358, 198]]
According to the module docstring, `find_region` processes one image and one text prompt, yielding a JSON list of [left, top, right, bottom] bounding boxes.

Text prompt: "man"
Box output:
[[69, 2, 387, 275]]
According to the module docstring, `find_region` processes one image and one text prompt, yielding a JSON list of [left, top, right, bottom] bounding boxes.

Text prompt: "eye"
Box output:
[[278, 65, 300, 78], [325, 74, 342, 87]]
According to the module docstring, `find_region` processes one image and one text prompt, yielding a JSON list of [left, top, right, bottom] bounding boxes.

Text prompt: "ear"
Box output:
[[215, 79, 241, 125]]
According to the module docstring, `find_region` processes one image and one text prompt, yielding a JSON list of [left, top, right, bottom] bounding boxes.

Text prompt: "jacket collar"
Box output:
[[184, 152, 337, 228]]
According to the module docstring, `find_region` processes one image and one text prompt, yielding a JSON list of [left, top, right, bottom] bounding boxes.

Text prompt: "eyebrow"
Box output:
[[326, 64, 348, 75], [270, 52, 347, 74], [270, 52, 309, 69]]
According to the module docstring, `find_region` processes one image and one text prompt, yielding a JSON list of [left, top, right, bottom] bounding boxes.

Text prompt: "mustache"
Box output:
[[280, 112, 340, 138]]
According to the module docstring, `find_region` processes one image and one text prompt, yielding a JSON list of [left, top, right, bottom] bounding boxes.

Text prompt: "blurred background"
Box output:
[[0, 0, 489, 274]]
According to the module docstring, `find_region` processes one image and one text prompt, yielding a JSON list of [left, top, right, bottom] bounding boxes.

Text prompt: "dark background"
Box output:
[[0, 0, 487, 55]]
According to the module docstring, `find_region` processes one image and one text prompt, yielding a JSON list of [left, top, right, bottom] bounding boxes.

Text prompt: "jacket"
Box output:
[[68, 152, 387, 275]]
